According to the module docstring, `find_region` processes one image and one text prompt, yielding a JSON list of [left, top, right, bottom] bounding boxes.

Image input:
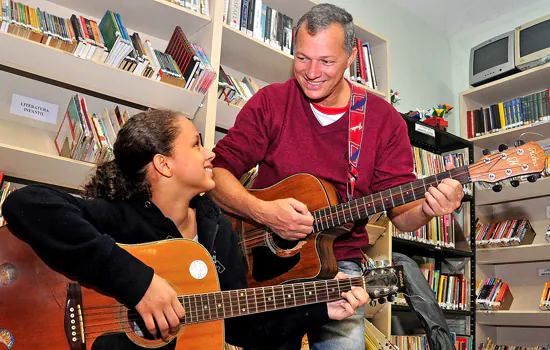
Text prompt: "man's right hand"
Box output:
[[251, 198, 314, 240], [135, 273, 186, 340]]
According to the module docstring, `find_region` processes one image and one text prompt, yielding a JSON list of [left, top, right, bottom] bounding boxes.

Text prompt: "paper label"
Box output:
[[10, 94, 59, 124], [538, 268, 550, 277], [414, 123, 435, 138]]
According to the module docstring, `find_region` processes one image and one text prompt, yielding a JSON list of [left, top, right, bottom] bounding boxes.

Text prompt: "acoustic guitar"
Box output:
[[0, 226, 404, 350], [226, 141, 547, 287]]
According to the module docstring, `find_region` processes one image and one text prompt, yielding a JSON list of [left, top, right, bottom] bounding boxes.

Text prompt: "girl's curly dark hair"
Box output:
[[83, 109, 182, 200]]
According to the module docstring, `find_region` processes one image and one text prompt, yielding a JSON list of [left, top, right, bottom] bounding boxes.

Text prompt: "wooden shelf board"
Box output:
[[477, 243, 550, 265], [0, 143, 94, 190], [221, 24, 293, 83], [461, 61, 550, 107], [476, 310, 550, 327], [0, 31, 204, 117], [475, 176, 550, 206], [349, 80, 387, 99], [216, 100, 242, 129], [467, 120, 550, 151], [261, 0, 387, 46], [47, 0, 210, 39]]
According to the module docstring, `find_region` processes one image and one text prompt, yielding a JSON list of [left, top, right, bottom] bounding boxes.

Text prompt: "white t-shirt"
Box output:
[[310, 102, 348, 126]]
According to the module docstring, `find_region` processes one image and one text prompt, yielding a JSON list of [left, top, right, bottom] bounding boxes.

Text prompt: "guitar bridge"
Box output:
[[64, 283, 85, 350]]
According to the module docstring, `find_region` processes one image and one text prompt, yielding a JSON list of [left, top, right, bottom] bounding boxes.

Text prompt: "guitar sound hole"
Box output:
[[271, 234, 300, 250], [251, 246, 300, 282], [127, 308, 158, 341]]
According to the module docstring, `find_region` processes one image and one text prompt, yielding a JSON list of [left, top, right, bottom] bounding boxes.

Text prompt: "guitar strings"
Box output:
[[78, 275, 394, 336], [239, 152, 514, 246]]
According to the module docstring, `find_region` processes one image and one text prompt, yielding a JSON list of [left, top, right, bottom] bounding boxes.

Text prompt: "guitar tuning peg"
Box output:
[[378, 297, 386, 304], [386, 295, 395, 302], [498, 144, 508, 152], [482, 148, 491, 155], [527, 174, 540, 183], [514, 139, 526, 147], [492, 184, 503, 192], [369, 299, 377, 307], [510, 179, 520, 187]]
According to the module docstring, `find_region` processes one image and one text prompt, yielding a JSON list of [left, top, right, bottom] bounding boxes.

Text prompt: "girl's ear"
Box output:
[[152, 154, 173, 178]]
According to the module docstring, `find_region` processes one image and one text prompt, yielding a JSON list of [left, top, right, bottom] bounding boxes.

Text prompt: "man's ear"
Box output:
[[152, 154, 172, 178], [347, 46, 357, 69]]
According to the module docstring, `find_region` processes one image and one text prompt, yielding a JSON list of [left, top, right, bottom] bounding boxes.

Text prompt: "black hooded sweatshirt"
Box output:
[[3, 185, 330, 349]]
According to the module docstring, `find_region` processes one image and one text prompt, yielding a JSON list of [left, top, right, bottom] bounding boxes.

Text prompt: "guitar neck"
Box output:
[[311, 165, 471, 233], [178, 277, 365, 325]]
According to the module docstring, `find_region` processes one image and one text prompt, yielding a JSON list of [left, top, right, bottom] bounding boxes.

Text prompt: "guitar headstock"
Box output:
[[362, 265, 405, 305], [470, 141, 546, 184]]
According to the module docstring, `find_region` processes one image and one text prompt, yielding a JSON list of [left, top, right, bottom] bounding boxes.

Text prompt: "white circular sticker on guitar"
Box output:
[[189, 260, 208, 280]]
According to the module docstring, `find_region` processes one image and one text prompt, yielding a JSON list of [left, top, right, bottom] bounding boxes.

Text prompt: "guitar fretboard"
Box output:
[[179, 277, 365, 325], [311, 166, 471, 233]]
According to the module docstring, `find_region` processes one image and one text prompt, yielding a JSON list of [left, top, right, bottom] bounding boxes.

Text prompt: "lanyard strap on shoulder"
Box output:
[[347, 85, 368, 201]]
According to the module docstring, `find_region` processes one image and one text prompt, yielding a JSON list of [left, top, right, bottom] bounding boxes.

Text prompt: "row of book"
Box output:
[[390, 334, 472, 350], [475, 218, 534, 248], [218, 66, 261, 107], [223, 0, 294, 55], [393, 261, 468, 311], [478, 338, 550, 350], [540, 283, 550, 311], [476, 278, 513, 311], [0, 2, 214, 93], [466, 88, 550, 138], [392, 213, 457, 249], [346, 37, 378, 90], [165, 0, 210, 16], [0, 173, 17, 226], [54, 94, 130, 164], [411, 147, 473, 195]]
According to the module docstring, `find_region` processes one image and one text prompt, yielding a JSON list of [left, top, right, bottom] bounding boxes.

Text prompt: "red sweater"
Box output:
[[213, 78, 416, 261]]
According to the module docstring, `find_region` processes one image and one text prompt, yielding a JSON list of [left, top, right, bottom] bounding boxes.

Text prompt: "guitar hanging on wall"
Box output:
[[225, 141, 547, 287]]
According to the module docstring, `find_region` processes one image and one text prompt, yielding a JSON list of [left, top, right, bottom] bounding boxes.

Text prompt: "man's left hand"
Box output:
[[421, 163, 464, 218]]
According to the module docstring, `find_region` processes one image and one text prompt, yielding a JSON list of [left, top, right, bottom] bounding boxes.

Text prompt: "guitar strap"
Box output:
[[347, 84, 368, 201]]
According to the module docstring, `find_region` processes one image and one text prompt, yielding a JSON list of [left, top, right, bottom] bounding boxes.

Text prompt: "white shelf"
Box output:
[[0, 31, 204, 118], [47, 0, 210, 39], [475, 176, 550, 205], [477, 244, 550, 265], [350, 80, 387, 99], [461, 62, 550, 108], [0, 143, 94, 190], [467, 120, 550, 151], [477, 310, 550, 327], [216, 100, 242, 130], [221, 24, 294, 84]]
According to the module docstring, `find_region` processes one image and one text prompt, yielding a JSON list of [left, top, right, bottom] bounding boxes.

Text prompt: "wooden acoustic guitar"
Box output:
[[0, 226, 404, 350], [226, 141, 547, 287]]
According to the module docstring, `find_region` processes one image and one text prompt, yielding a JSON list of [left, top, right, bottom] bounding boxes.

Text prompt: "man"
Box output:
[[209, 3, 464, 349]]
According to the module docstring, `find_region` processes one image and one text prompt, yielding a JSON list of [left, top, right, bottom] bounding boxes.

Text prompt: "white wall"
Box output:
[[327, 0, 454, 120], [449, 0, 550, 136]]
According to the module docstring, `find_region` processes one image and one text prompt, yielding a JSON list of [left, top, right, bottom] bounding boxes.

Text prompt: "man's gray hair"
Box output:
[[294, 3, 355, 56]]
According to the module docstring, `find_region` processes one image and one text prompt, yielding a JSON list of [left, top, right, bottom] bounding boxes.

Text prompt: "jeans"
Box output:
[[259, 260, 366, 350]]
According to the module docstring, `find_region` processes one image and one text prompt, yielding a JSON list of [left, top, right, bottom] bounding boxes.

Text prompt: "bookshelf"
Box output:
[[390, 115, 477, 345], [0, 0, 392, 341], [460, 61, 550, 348]]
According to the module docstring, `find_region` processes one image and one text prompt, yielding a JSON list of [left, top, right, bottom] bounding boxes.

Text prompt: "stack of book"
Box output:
[[223, 0, 294, 55], [218, 66, 261, 107], [165, 0, 210, 16], [348, 37, 377, 90], [0, 2, 214, 93], [540, 283, 550, 311], [475, 218, 535, 248], [476, 278, 513, 311], [478, 338, 550, 350], [466, 88, 550, 138], [54, 94, 130, 165], [393, 213, 456, 249]]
